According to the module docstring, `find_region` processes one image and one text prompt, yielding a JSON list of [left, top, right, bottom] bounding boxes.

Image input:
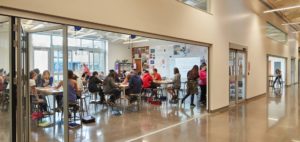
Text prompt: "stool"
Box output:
[[68, 103, 80, 122], [89, 92, 100, 104]]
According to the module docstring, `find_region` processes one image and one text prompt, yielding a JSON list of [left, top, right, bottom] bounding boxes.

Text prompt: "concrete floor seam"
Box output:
[[125, 112, 209, 142]]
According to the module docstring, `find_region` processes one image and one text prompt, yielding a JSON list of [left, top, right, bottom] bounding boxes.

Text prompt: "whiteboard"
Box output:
[[174, 57, 200, 81]]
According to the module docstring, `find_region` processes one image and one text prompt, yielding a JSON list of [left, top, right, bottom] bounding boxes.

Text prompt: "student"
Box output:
[[82, 63, 91, 77], [142, 70, 153, 89], [56, 70, 79, 104], [199, 63, 207, 106], [88, 71, 105, 103], [42, 70, 53, 87], [167, 67, 181, 101], [103, 71, 121, 106], [33, 68, 43, 87], [81, 72, 89, 86], [0, 69, 5, 92], [152, 68, 162, 81], [181, 65, 199, 107], [127, 70, 143, 104], [29, 71, 49, 114]]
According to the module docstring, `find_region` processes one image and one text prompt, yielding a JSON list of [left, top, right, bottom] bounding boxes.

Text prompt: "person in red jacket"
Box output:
[[199, 63, 207, 106], [142, 70, 153, 88]]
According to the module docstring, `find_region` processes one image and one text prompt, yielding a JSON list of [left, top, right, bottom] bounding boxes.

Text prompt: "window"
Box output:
[[81, 39, 93, 48], [32, 34, 51, 47], [52, 36, 62, 46], [34, 50, 49, 72], [68, 37, 81, 47], [178, 0, 209, 12], [266, 23, 287, 43]]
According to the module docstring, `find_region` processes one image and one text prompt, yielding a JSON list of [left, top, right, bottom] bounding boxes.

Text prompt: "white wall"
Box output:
[[107, 41, 131, 71], [0, 0, 299, 110]]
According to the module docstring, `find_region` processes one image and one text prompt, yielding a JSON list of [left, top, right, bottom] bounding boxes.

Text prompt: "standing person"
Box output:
[[42, 70, 53, 87], [88, 71, 105, 103], [103, 71, 121, 106], [82, 63, 91, 77], [181, 65, 199, 107], [152, 68, 162, 81], [199, 63, 207, 106], [273, 69, 282, 88], [167, 67, 181, 101]]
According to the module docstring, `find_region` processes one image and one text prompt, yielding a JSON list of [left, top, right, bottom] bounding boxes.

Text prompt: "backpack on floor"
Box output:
[[81, 115, 95, 123]]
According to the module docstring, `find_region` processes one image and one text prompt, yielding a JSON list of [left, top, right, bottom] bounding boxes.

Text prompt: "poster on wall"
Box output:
[[173, 45, 189, 56]]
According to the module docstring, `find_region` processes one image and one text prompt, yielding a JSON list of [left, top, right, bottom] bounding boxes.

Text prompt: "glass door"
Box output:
[[229, 49, 246, 104], [0, 15, 12, 142], [16, 18, 69, 142]]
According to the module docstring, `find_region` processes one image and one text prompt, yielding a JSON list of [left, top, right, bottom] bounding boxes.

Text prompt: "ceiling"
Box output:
[[265, 0, 300, 29], [20, 19, 148, 44]]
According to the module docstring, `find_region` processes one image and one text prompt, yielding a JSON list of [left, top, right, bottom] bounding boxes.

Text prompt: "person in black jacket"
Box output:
[[88, 71, 105, 103]]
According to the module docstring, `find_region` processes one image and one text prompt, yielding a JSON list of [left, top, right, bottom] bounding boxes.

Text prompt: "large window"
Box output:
[[178, 0, 210, 12], [32, 33, 107, 81], [266, 23, 287, 43]]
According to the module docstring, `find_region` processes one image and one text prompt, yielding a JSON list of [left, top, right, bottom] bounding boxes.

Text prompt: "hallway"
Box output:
[[127, 85, 300, 142]]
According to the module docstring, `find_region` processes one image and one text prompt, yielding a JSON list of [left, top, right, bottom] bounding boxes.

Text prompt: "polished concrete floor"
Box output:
[[1, 85, 300, 142]]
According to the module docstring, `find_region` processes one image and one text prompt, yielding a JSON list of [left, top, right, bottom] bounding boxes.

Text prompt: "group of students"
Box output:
[[28, 62, 207, 116]]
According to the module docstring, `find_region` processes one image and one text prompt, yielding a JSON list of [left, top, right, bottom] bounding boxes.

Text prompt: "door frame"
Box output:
[[229, 43, 248, 105], [266, 54, 287, 94], [291, 57, 296, 85]]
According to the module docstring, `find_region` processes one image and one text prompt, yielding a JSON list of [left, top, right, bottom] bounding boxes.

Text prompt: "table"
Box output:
[[117, 83, 129, 101], [153, 80, 173, 97], [36, 87, 63, 125]]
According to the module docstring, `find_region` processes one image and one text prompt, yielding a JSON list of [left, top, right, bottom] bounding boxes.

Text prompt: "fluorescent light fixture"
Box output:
[[282, 21, 300, 26], [123, 39, 149, 44], [264, 5, 300, 13], [76, 32, 97, 38], [268, 118, 279, 121], [30, 24, 44, 30]]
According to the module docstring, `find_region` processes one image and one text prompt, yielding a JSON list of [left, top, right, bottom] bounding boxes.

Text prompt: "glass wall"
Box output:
[[0, 15, 11, 142]]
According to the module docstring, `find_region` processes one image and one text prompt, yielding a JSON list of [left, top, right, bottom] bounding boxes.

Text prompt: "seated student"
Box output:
[[152, 68, 162, 81], [29, 71, 49, 115], [122, 71, 134, 96], [103, 71, 121, 106], [33, 69, 43, 87], [42, 70, 53, 87], [142, 70, 153, 89], [55, 70, 79, 104], [88, 71, 105, 103], [167, 67, 181, 101], [127, 70, 143, 104]]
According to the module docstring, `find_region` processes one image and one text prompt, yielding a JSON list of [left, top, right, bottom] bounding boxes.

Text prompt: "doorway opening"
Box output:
[[267, 56, 286, 95]]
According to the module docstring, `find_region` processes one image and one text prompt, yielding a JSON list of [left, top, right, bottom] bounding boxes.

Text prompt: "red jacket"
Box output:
[[142, 73, 153, 88], [199, 70, 207, 86]]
